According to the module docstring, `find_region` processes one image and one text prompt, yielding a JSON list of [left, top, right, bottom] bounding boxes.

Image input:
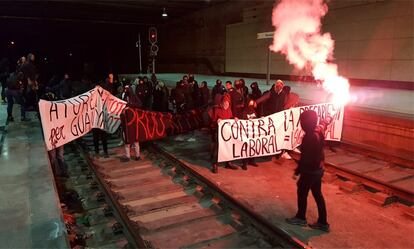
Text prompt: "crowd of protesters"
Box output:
[[0, 61, 331, 232], [203, 77, 300, 173], [0, 54, 39, 122], [0, 58, 302, 169]]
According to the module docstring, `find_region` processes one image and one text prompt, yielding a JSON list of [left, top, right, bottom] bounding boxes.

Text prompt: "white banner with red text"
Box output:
[[217, 103, 344, 162], [39, 86, 126, 151]]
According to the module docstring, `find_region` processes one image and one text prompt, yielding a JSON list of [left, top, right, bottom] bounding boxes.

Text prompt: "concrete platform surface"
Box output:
[[0, 104, 69, 248], [155, 131, 414, 249]]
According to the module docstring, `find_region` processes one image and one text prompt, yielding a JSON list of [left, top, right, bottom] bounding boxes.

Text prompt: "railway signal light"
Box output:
[[150, 44, 159, 57], [149, 27, 157, 44]]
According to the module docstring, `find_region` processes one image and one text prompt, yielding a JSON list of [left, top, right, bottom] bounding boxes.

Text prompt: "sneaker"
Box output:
[[281, 152, 292, 160], [309, 222, 330, 232], [7, 116, 14, 122], [134, 156, 141, 161], [241, 163, 247, 170], [285, 217, 307, 226], [120, 156, 130, 162]]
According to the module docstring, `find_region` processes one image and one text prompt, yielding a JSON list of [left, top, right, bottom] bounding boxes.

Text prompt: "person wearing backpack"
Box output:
[[6, 71, 26, 122]]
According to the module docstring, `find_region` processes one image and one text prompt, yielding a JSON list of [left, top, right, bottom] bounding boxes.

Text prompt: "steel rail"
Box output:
[[149, 142, 309, 249], [289, 152, 414, 203], [75, 143, 149, 249], [324, 161, 414, 203]]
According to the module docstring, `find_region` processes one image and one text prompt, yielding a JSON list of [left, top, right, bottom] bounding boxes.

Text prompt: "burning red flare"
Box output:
[[270, 0, 350, 105]]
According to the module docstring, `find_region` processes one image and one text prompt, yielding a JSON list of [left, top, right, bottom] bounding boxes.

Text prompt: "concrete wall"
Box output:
[[342, 108, 414, 162], [226, 0, 414, 82], [158, 1, 257, 74]]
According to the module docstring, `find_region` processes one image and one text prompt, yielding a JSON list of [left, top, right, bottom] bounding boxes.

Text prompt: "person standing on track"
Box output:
[[286, 110, 332, 232], [120, 82, 142, 162]]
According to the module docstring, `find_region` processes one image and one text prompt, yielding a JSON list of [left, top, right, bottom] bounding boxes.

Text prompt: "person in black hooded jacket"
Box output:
[[286, 110, 332, 232], [120, 82, 142, 162]]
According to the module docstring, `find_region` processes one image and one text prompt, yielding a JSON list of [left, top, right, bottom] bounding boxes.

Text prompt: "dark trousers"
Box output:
[[92, 128, 108, 154], [211, 131, 234, 167], [6, 89, 25, 118], [296, 173, 328, 224], [211, 131, 218, 163]]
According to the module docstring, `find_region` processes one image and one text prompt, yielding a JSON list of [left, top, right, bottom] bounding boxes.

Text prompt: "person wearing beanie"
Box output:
[[286, 110, 332, 232]]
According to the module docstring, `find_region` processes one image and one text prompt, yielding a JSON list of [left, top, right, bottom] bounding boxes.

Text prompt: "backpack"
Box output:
[[6, 72, 23, 90]]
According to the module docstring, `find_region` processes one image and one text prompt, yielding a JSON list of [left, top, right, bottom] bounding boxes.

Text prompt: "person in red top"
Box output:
[[209, 93, 238, 173]]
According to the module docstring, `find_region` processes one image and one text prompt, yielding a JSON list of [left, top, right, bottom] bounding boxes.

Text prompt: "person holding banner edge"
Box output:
[[286, 110, 332, 232], [92, 73, 114, 158], [209, 93, 238, 173]]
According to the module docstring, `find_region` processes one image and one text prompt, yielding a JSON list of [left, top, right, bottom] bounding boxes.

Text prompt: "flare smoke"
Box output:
[[270, 0, 350, 105]]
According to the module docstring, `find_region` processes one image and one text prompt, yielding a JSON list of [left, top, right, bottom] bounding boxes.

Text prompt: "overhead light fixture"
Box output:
[[162, 7, 168, 17]]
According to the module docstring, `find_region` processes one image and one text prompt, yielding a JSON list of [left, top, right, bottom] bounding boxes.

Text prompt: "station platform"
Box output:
[[153, 130, 414, 249], [121, 73, 414, 118], [0, 105, 68, 248]]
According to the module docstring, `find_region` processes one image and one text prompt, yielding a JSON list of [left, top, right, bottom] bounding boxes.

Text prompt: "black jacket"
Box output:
[[229, 88, 246, 118], [211, 84, 226, 100], [295, 123, 327, 176], [136, 83, 150, 108]]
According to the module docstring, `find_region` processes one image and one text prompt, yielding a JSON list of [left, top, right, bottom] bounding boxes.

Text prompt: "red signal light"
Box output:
[[149, 27, 157, 44]]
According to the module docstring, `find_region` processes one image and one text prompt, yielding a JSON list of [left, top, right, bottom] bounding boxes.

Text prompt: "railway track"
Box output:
[[72, 137, 307, 249], [323, 148, 414, 204], [62, 128, 413, 248], [64, 146, 135, 248], [285, 144, 414, 204]]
